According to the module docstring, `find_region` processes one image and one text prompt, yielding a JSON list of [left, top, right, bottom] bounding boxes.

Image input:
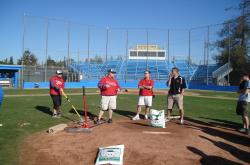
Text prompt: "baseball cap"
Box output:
[[144, 70, 151, 74], [108, 69, 116, 73], [56, 70, 63, 75]]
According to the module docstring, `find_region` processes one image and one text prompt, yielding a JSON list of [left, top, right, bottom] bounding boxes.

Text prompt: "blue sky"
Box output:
[[0, 0, 241, 64]]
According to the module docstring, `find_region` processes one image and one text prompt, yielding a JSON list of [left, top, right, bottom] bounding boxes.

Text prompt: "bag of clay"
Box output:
[[149, 109, 165, 128], [95, 144, 125, 165]]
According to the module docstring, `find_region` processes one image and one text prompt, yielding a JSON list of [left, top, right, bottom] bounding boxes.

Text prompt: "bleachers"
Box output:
[[190, 65, 220, 85], [69, 59, 216, 84]]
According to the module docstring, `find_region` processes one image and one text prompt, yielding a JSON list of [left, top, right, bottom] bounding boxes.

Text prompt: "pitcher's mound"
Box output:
[[19, 118, 250, 165]]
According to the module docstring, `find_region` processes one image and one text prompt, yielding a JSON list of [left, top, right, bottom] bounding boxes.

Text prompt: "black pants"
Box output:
[[50, 94, 62, 110]]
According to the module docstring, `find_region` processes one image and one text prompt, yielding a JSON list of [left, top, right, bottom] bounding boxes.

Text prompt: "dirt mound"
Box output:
[[19, 118, 250, 165]]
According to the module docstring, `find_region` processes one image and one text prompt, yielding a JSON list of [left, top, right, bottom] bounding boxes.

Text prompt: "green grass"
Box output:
[[3, 88, 99, 95], [189, 90, 238, 98], [0, 89, 242, 164]]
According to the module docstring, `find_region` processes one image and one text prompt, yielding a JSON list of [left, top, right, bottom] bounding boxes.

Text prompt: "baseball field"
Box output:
[[0, 88, 249, 165]]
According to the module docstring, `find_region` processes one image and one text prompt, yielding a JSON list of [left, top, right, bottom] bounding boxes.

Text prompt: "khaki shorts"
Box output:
[[138, 96, 153, 107], [236, 101, 249, 116], [101, 96, 117, 111], [167, 94, 184, 110]]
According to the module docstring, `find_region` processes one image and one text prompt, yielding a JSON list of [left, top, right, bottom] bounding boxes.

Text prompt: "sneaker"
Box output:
[[238, 128, 246, 133], [94, 119, 100, 124], [165, 118, 170, 122], [246, 129, 250, 135], [52, 114, 58, 118], [145, 115, 148, 120], [108, 119, 113, 123], [180, 119, 184, 125], [132, 115, 140, 120]]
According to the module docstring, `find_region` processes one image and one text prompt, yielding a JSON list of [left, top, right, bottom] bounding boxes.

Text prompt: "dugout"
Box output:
[[0, 65, 22, 88]]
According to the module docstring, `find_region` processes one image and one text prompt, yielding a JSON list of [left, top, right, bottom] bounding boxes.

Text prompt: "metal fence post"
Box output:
[[44, 20, 49, 82], [105, 27, 109, 62], [125, 30, 128, 82], [21, 13, 26, 88], [167, 29, 170, 69], [188, 29, 191, 67], [228, 23, 231, 85], [206, 26, 210, 86], [67, 21, 71, 82], [146, 29, 149, 70]]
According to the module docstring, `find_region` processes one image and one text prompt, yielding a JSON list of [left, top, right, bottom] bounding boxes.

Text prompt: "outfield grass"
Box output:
[[3, 88, 237, 99], [0, 89, 241, 164], [3, 88, 99, 95], [190, 90, 238, 98]]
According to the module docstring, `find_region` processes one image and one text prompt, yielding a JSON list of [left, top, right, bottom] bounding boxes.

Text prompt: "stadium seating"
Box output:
[[70, 59, 220, 85], [190, 64, 220, 85]]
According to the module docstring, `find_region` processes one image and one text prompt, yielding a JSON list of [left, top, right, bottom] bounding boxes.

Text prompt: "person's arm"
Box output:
[[143, 85, 152, 90], [98, 78, 108, 89], [60, 80, 65, 93], [52, 78, 60, 90], [143, 80, 154, 90], [242, 81, 249, 94], [181, 77, 187, 95], [50, 79, 55, 88], [138, 80, 144, 89], [237, 80, 244, 93], [116, 80, 121, 92], [167, 74, 172, 87]]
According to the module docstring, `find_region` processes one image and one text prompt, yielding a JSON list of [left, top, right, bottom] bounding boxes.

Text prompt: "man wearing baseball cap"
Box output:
[[49, 70, 65, 118], [132, 70, 154, 120], [97, 69, 121, 123]]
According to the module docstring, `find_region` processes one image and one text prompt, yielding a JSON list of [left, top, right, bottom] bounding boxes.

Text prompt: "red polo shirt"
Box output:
[[138, 78, 154, 96], [98, 76, 120, 96], [49, 75, 65, 95]]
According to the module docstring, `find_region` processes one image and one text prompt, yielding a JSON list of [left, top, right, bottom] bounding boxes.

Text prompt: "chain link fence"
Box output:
[[21, 15, 228, 83]]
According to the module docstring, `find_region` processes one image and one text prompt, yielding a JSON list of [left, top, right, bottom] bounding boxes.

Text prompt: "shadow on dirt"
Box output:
[[185, 117, 250, 164], [200, 135, 250, 163], [187, 146, 242, 165], [199, 117, 241, 130], [185, 117, 250, 147]]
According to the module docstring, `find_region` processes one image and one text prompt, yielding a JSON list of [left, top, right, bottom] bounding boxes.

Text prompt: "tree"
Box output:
[[0, 58, 8, 64], [86, 56, 104, 64], [215, 0, 250, 85], [9, 56, 14, 65], [94, 56, 103, 64], [17, 50, 38, 66], [46, 56, 56, 66]]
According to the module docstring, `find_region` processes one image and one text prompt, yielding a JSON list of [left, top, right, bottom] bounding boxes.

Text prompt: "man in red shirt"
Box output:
[[97, 69, 121, 123], [49, 70, 65, 118], [132, 70, 154, 120]]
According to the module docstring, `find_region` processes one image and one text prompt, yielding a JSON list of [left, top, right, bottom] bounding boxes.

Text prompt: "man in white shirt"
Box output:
[[236, 73, 250, 135]]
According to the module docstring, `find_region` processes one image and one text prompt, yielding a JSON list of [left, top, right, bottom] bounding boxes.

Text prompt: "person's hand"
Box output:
[[105, 84, 110, 88], [59, 88, 64, 95], [169, 74, 173, 79], [139, 86, 144, 89]]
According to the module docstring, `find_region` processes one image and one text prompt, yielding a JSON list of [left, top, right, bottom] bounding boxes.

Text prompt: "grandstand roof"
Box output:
[[132, 45, 164, 51], [0, 65, 22, 70]]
